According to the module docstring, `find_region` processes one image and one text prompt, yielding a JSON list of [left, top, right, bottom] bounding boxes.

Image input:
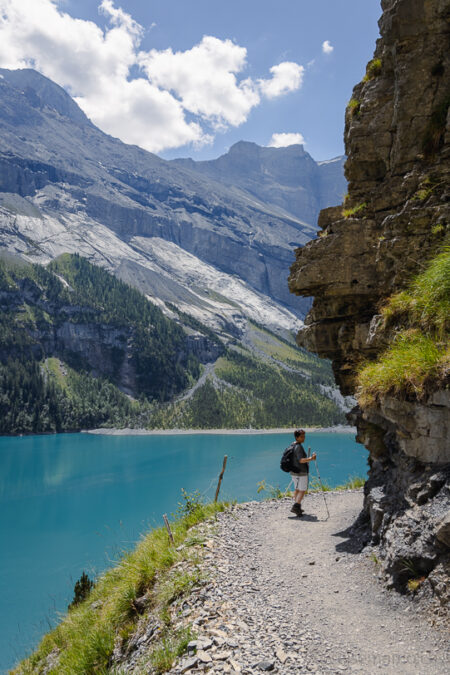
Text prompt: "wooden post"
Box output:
[[163, 513, 175, 546], [214, 455, 228, 502]]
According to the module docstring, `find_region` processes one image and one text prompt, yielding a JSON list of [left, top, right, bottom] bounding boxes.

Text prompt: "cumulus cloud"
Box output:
[[322, 40, 334, 54], [0, 0, 305, 153], [259, 62, 304, 99], [138, 36, 260, 129], [268, 132, 305, 148]]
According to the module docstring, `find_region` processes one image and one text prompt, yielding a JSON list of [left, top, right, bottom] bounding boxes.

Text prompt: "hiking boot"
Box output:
[[290, 503, 303, 516]]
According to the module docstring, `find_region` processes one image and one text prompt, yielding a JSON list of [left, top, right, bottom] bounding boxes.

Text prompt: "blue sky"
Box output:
[[0, 0, 381, 161]]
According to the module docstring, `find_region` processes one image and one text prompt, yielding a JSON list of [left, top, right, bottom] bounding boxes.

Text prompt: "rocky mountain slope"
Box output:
[[0, 250, 345, 433], [289, 0, 449, 601], [173, 141, 345, 230], [0, 67, 343, 333]]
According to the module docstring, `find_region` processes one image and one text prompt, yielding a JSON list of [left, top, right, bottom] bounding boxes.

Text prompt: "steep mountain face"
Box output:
[[0, 250, 345, 434], [0, 252, 214, 433], [0, 68, 343, 332], [289, 0, 449, 606], [173, 142, 346, 228]]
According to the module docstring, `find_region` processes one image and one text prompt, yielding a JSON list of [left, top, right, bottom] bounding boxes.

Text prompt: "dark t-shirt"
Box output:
[[290, 442, 308, 475]]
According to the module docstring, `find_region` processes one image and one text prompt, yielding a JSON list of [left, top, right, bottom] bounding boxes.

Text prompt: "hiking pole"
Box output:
[[308, 446, 330, 520]]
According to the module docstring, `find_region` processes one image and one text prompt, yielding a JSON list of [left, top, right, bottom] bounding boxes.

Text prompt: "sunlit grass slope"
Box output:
[[13, 500, 227, 675], [357, 241, 449, 405]]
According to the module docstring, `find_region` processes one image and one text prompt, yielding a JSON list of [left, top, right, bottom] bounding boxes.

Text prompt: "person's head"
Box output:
[[294, 428, 305, 442]]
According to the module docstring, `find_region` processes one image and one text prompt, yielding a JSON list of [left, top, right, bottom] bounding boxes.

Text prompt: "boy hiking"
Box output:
[[290, 429, 316, 516]]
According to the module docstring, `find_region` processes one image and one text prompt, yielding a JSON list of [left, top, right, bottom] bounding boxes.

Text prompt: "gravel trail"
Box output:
[[173, 492, 449, 674]]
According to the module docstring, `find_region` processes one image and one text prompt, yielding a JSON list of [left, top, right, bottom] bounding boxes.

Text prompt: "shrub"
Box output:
[[175, 489, 204, 518], [68, 572, 95, 610]]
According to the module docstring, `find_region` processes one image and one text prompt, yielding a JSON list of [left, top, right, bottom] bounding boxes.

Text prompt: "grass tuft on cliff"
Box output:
[[362, 58, 382, 82], [13, 499, 227, 674], [357, 242, 450, 405]]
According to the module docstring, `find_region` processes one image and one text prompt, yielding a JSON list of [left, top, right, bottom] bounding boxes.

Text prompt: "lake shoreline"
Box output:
[[83, 425, 356, 436]]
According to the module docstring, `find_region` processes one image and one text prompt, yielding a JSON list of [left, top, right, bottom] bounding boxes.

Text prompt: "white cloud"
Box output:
[[0, 0, 305, 153], [268, 132, 305, 148], [259, 62, 304, 99], [322, 40, 334, 54], [138, 36, 260, 128]]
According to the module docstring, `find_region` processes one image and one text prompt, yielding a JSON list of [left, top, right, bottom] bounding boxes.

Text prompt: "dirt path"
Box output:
[[173, 492, 449, 674]]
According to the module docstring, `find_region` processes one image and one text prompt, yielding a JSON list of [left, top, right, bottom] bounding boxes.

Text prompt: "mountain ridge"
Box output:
[[172, 140, 345, 229], [0, 67, 345, 327]]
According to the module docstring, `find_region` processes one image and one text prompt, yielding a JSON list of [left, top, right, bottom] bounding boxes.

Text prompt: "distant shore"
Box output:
[[83, 425, 356, 436]]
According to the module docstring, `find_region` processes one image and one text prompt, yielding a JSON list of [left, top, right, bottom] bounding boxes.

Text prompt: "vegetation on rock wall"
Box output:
[[357, 241, 449, 404]]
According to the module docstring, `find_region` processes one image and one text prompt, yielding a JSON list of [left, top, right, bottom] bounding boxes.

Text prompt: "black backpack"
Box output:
[[280, 442, 296, 472]]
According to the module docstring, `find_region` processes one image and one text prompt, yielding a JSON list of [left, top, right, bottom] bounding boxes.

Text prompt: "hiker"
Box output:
[[290, 429, 316, 516]]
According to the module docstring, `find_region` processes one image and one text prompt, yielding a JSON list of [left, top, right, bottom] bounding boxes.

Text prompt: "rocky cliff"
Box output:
[[289, 0, 449, 605]]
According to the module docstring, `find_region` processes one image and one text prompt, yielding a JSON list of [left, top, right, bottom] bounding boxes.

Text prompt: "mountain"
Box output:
[[0, 67, 345, 335], [0, 251, 346, 434], [173, 141, 345, 228], [0, 67, 352, 431]]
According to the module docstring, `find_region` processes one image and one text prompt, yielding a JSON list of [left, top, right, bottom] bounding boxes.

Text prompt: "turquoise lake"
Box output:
[[0, 431, 367, 672]]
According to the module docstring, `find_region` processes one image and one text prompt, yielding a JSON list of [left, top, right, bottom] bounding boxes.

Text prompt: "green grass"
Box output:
[[358, 332, 447, 404], [308, 475, 366, 492], [347, 98, 361, 117], [256, 476, 366, 497], [357, 242, 450, 405], [342, 202, 367, 218], [14, 501, 227, 675], [362, 58, 382, 82], [256, 480, 293, 499], [43, 357, 68, 391], [149, 626, 195, 673], [412, 175, 444, 203], [336, 476, 366, 490], [252, 333, 321, 370]]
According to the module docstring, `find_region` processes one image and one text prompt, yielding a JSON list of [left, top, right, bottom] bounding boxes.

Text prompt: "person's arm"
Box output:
[[299, 453, 316, 463]]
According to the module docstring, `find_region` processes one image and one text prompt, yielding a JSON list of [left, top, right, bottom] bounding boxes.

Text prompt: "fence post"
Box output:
[[215, 455, 228, 502], [163, 513, 175, 545]]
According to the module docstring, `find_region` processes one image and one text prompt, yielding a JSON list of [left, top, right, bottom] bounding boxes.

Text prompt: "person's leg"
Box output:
[[295, 476, 308, 510], [291, 480, 303, 514], [295, 489, 306, 505]]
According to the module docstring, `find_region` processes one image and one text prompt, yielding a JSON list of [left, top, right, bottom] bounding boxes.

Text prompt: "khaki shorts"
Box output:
[[291, 474, 308, 491]]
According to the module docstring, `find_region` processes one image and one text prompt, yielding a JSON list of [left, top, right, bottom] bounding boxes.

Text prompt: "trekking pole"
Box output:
[[308, 446, 330, 520]]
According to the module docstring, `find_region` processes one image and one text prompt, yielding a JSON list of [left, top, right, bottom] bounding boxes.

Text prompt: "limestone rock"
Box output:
[[288, 0, 450, 600], [436, 512, 450, 549]]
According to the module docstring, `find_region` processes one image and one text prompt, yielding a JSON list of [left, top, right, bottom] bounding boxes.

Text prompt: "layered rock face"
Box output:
[[289, 0, 449, 602]]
